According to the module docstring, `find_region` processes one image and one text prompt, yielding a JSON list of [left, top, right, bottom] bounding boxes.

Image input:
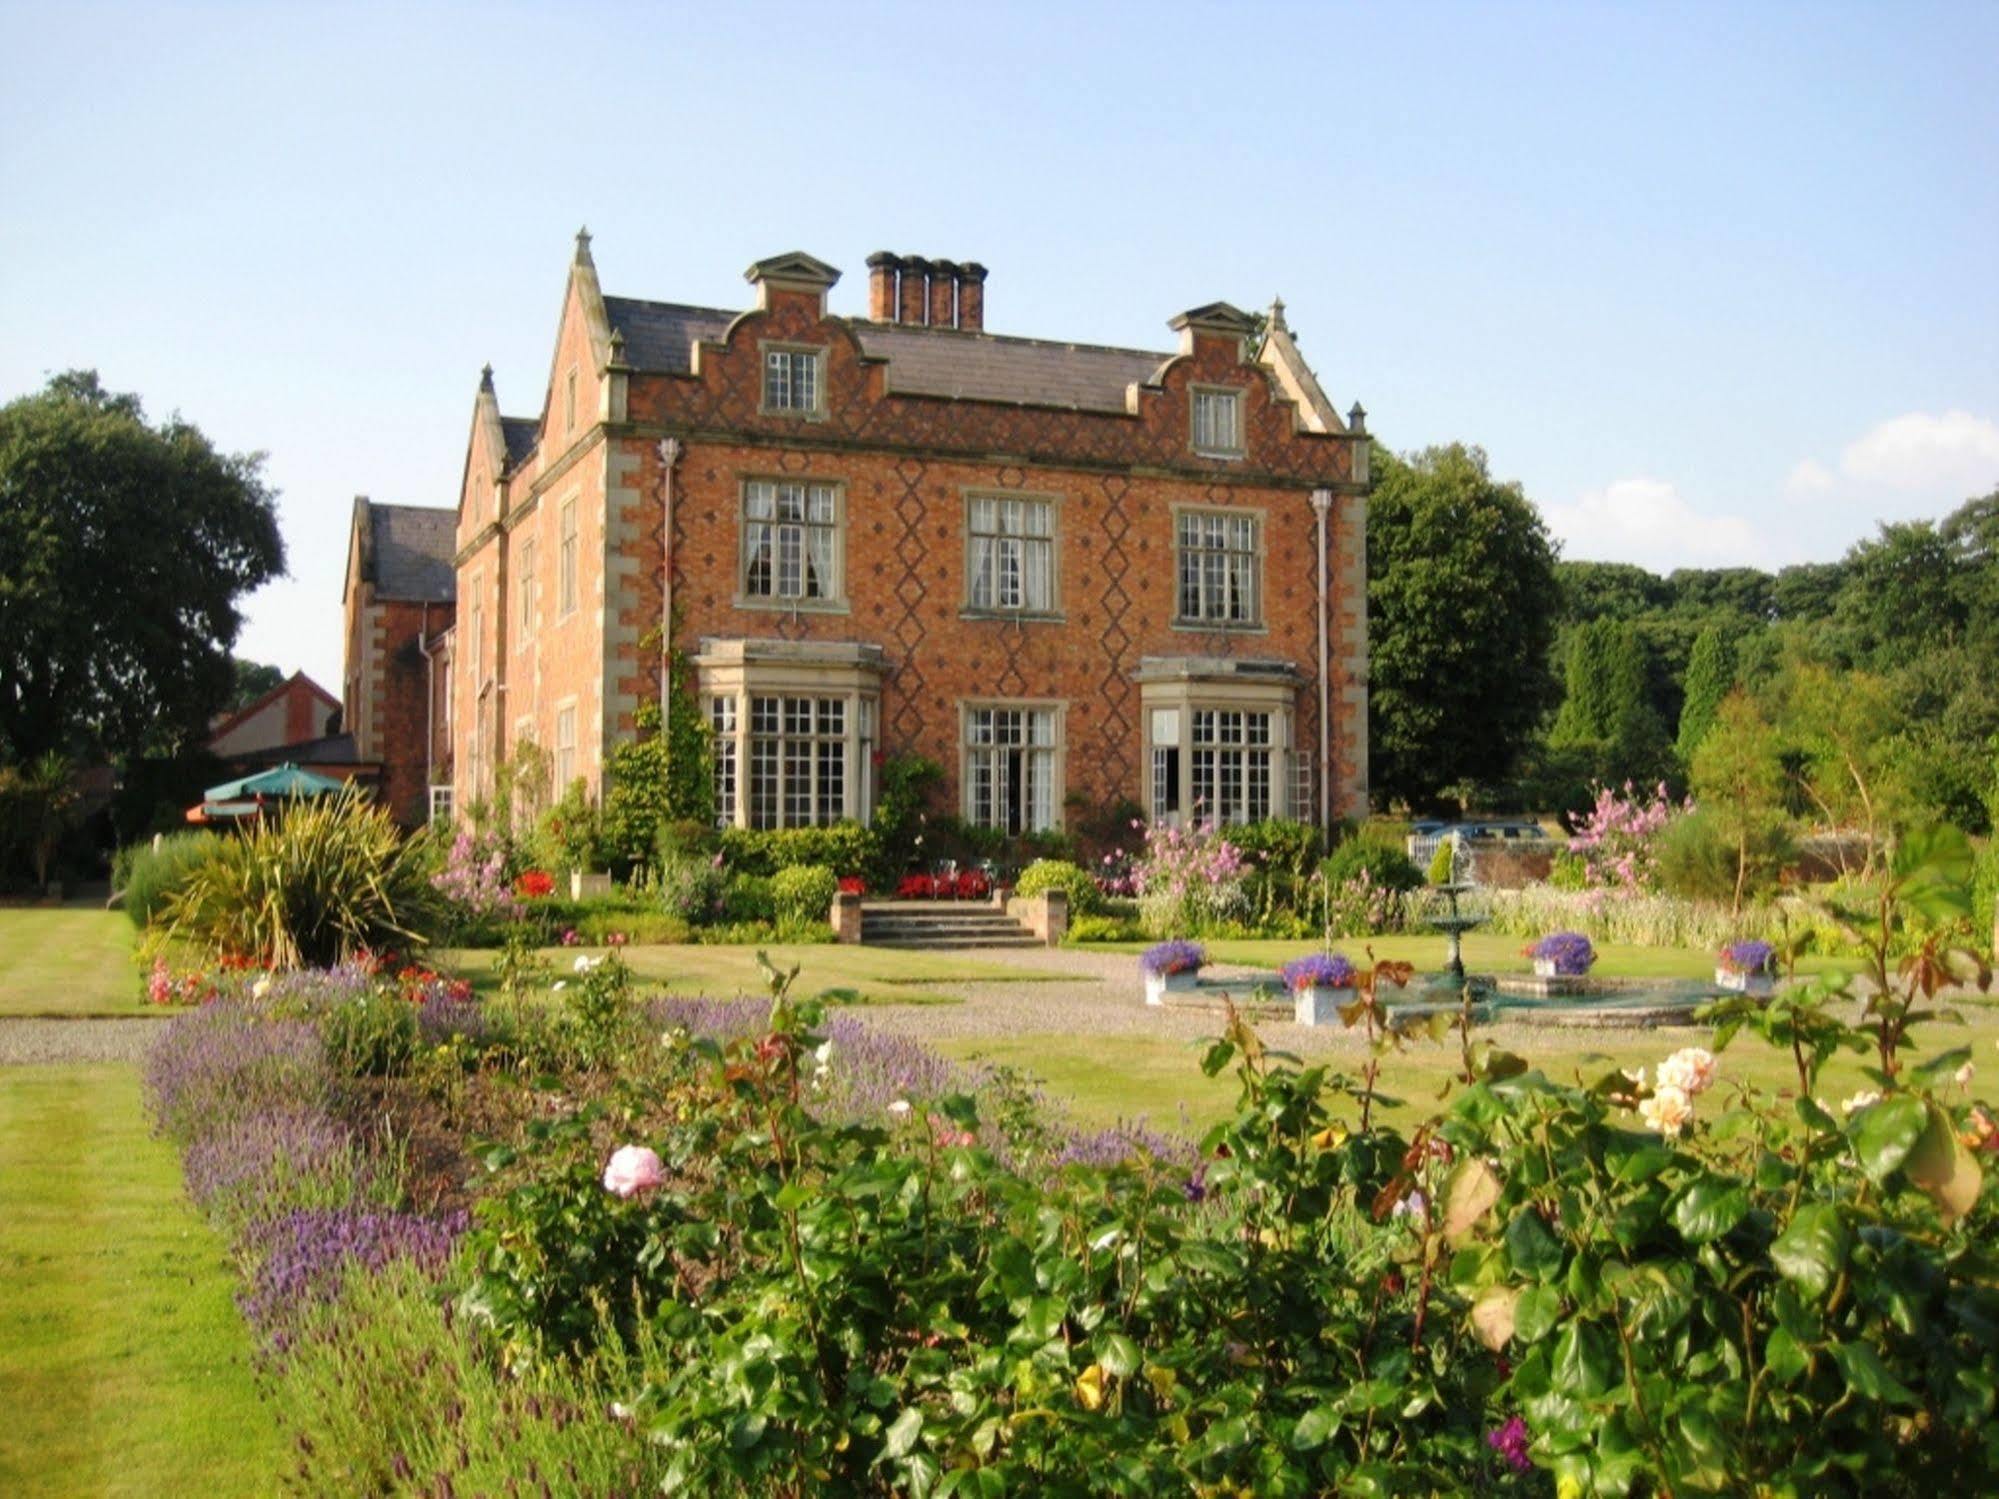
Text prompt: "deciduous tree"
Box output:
[[0, 371, 284, 763]]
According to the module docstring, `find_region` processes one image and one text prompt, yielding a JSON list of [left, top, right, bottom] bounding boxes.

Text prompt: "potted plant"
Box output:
[[1282, 951, 1356, 1026], [1140, 939, 1207, 1006], [1716, 939, 1776, 996], [1525, 931, 1595, 979]]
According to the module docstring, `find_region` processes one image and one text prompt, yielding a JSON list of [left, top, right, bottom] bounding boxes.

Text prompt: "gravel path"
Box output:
[[857, 947, 1701, 1057], [0, 1018, 164, 1066]]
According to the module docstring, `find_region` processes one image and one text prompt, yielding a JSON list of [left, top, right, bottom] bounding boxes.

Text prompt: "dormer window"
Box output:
[[762, 345, 824, 416], [1191, 386, 1243, 458]]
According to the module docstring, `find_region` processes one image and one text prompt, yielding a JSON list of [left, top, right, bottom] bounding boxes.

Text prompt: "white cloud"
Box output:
[[1543, 477, 1764, 569], [1838, 410, 1999, 492], [1784, 458, 1834, 497]]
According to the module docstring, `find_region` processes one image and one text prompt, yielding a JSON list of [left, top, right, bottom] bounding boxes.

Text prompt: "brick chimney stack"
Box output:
[[898, 257, 931, 324], [956, 263, 986, 332], [867, 252, 986, 330], [866, 252, 899, 321], [927, 260, 958, 327]]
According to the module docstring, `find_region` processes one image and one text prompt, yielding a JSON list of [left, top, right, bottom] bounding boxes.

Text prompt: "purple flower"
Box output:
[[238, 1206, 465, 1345], [1719, 939, 1774, 975], [1528, 931, 1595, 975], [1140, 939, 1207, 977], [1280, 952, 1355, 991], [1485, 1414, 1531, 1473]]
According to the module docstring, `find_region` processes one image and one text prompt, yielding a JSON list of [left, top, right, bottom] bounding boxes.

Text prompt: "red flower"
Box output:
[[515, 869, 556, 899]]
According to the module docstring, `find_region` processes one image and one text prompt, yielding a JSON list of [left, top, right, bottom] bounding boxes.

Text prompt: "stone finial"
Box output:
[[607, 327, 628, 366], [1268, 296, 1288, 334], [574, 225, 594, 266], [1347, 401, 1368, 434], [479, 363, 494, 392]]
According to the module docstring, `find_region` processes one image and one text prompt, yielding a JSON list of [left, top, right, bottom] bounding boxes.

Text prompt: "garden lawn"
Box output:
[[939, 1006, 1999, 1138], [0, 907, 144, 1017], [1080, 932, 1848, 981], [0, 1064, 280, 1497], [438, 941, 1059, 1006]]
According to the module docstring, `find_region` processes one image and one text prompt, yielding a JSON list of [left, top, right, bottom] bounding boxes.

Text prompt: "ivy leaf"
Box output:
[[1850, 1095, 1928, 1184], [1096, 1333, 1141, 1379], [1763, 1325, 1808, 1384], [1828, 1342, 1917, 1405], [1671, 1175, 1750, 1244], [1550, 1321, 1617, 1399], [881, 1406, 925, 1460], [1291, 1404, 1339, 1450], [1769, 1202, 1849, 1300]]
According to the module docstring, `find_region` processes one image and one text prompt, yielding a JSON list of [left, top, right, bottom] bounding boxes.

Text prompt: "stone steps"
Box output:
[[860, 901, 1040, 949]]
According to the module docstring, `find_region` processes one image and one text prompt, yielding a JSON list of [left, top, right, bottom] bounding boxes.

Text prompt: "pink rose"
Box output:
[[602, 1144, 665, 1198]]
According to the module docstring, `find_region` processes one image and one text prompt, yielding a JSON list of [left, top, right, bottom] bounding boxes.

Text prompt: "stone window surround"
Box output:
[[516, 536, 538, 644], [733, 474, 850, 615], [960, 488, 1065, 622], [958, 697, 1068, 833], [1169, 502, 1268, 633], [1136, 658, 1300, 826], [1189, 382, 1246, 459], [758, 339, 829, 421], [695, 638, 883, 829]]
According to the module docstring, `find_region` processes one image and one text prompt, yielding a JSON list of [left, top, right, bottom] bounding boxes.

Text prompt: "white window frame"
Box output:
[[964, 492, 1060, 617], [738, 478, 845, 609], [554, 701, 577, 789], [697, 644, 880, 831], [1140, 678, 1294, 828], [746, 694, 850, 829], [1173, 506, 1264, 628], [558, 496, 579, 618], [1190, 384, 1244, 458], [428, 785, 454, 824], [759, 342, 825, 418], [516, 536, 538, 645], [961, 701, 1064, 834]]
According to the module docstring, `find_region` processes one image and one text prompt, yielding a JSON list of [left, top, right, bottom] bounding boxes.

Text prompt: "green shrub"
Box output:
[[770, 865, 837, 929], [720, 822, 875, 878], [319, 986, 421, 1078], [115, 831, 222, 928], [536, 777, 604, 875], [1014, 857, 1100, 916], [1656, 807, 1739, 903], [575, 911, 691, 946], [1062, 912, 1145, 944], [720, 873, 776, 923], [1321, 836, 1423, 892], [165, 791, 437, 968], [1227, 818, 1325, 877], [655, 850, 725, 923]]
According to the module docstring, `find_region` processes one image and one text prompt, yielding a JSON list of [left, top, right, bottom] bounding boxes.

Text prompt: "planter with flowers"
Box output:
[[1140, 939, 1207, 1006], [1717, 939, 1775, 996], [1282, 951, 1356, 1026], [1526, 931, 1596, 979]]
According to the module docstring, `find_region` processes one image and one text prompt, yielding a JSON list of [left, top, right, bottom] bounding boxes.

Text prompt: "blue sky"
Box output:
[[3, 1, 1995, 689]]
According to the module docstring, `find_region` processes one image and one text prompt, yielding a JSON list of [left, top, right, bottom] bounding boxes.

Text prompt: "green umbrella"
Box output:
[[201, 762, 349, 804]]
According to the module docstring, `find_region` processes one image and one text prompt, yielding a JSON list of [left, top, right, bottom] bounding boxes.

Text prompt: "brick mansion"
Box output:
[[344, 233, 1372, 835]]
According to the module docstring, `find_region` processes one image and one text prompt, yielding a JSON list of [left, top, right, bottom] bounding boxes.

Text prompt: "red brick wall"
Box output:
[[454, 267, 1368, 824]]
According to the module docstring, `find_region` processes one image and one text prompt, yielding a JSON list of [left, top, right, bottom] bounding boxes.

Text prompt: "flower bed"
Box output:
[[144, 833, 1999, 1493]]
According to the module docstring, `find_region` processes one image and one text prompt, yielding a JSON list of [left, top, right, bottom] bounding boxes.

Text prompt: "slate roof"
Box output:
[[602, 295, 1171, 413], [500, 417, 539, 467], [368, 503, 456, 602]]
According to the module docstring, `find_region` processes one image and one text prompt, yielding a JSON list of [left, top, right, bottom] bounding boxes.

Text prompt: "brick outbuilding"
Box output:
[[341, 497, 456, 824], [452, 234, 1370, 837]]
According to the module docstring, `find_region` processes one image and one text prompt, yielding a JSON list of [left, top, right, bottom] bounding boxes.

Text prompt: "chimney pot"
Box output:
[[866, 251, 900, 322], [956, 262, 987, 332], [898, 257, 931, 324], [927, 259, 958, 327]]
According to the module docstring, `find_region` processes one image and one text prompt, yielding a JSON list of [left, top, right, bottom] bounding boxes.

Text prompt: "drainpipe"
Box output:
[[657, 438, 682, 732], [1310, 488, 1333, 838], [417, 604, 441, 818]]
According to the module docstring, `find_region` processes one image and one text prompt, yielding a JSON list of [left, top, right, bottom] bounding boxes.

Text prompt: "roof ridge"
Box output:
[[603, 293, 737, 319], [854, 319, 1169, 362]]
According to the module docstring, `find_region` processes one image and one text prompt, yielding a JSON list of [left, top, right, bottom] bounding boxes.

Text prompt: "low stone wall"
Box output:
[[1006, 889, 1068, 946]]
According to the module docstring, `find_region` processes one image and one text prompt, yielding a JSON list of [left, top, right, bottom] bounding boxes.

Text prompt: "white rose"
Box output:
[[1638, 1085, 1695, 1138], [1657, 1048, 1717, 1098], [1840, 1090, 1881, 1116], [887, 1099, 912, 1119]]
